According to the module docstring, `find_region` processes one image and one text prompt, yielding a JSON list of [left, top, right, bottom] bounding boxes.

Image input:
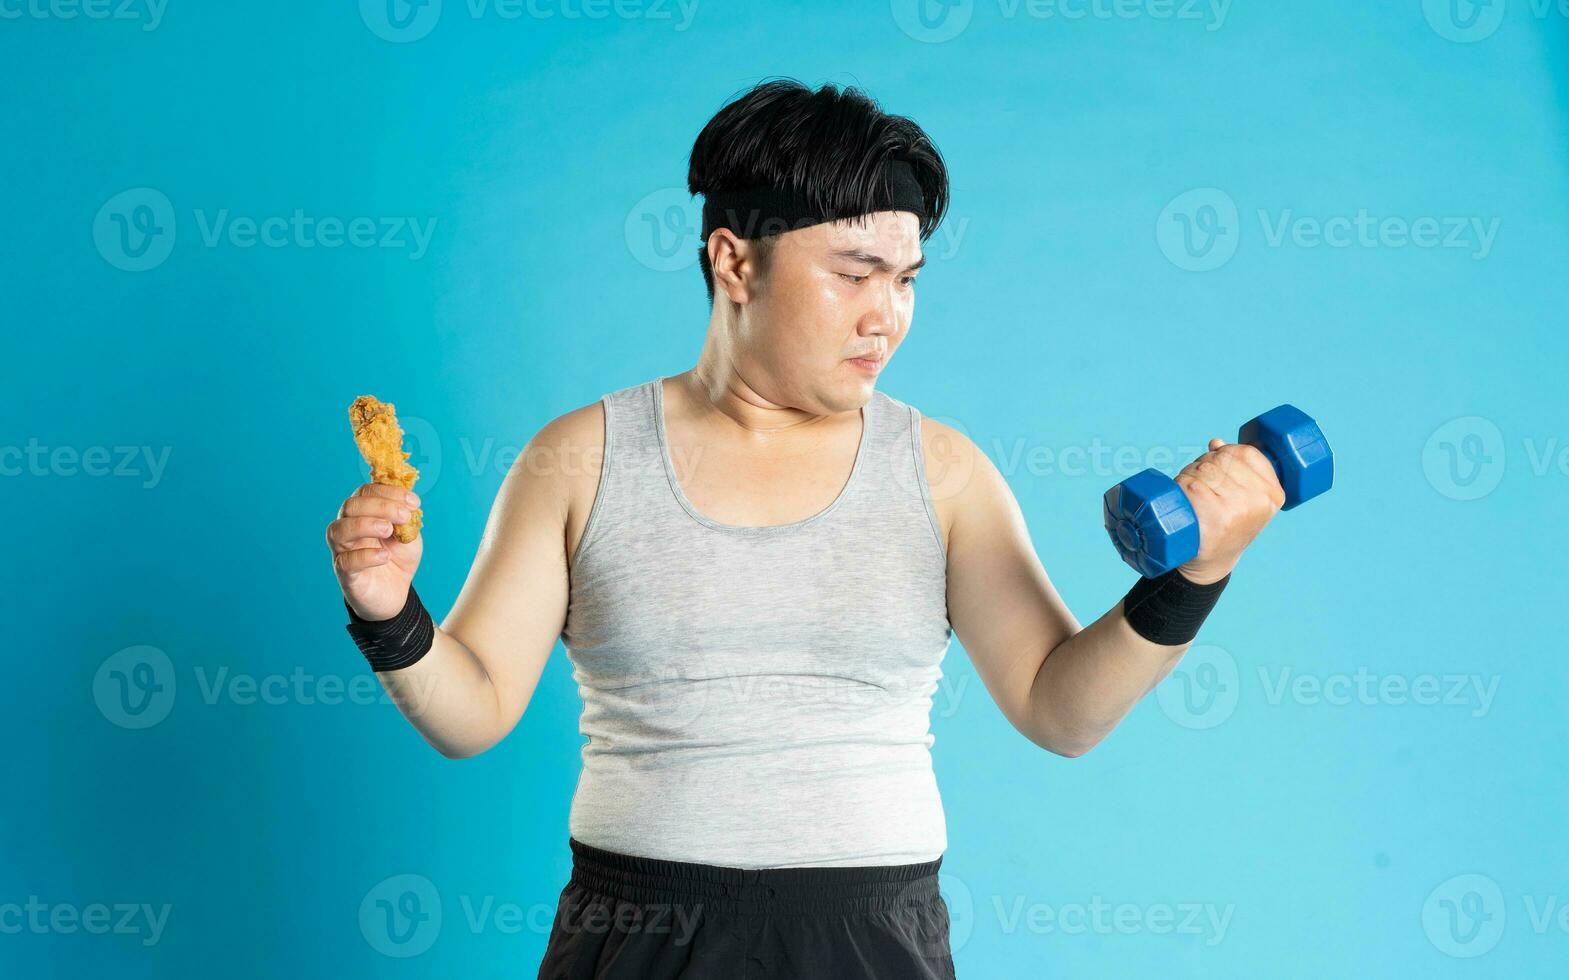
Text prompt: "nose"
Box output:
[[863, 280, 903, 336]]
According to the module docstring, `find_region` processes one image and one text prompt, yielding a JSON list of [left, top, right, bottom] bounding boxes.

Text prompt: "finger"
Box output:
[[339, 495, 415, 523], [334, 546, 390, 574], [328, 516, 396, 551], [1175, 469, 1221, 504], [1188, 456, 1233, 496], [1208, 437, 1225, 451], [1208, 449, 1255, 490], [356, 483, 421, 507], [1214, 444, 1284, 504], [1239, 449, 1286, 504]]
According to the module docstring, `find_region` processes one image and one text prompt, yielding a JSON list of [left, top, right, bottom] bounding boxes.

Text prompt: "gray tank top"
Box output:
[[560, 376, 953, 869]]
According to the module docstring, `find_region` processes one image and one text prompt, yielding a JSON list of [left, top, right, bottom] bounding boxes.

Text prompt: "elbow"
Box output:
[[1028, 725, 1099, 759], [430, 735, 497, 760]]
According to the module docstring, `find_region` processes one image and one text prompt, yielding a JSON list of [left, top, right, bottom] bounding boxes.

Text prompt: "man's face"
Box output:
[[734, 210, 925, 414]]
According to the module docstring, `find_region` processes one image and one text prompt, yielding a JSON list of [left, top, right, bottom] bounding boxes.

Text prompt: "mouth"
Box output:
[[847, 354, 884, 374]]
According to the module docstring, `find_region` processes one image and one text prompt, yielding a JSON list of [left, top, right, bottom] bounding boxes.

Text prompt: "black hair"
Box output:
[[687, 78, 950, 305]]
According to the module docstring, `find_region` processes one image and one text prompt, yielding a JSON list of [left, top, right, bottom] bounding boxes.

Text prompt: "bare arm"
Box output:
[[927, 419, 1189, 758], [333, 411, 588, 759], [928, 421, 1283, 757]]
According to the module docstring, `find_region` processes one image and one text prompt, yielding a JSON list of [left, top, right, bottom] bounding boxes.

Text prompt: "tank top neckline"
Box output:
[[650, 375, 871, 534]]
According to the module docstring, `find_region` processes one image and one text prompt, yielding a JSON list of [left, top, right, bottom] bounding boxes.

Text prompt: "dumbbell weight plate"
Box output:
[[1237, 405, 1333, 510], [1102, 468, 1200, 579]]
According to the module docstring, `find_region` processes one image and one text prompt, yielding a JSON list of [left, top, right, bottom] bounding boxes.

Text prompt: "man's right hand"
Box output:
[[327, 483, 424, 620]]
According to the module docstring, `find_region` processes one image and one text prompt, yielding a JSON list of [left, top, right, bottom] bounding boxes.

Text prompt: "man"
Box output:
[[324, 79, 1285, 978]]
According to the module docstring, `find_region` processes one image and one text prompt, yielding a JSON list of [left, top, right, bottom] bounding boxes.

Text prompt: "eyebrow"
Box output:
[[829, 249, 926, 274]]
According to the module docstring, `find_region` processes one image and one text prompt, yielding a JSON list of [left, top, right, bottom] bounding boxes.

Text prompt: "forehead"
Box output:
[[783, 211, 923, 263]]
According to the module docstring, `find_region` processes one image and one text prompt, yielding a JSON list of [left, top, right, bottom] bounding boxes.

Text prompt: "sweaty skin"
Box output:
[[348, 395, 423, 542]]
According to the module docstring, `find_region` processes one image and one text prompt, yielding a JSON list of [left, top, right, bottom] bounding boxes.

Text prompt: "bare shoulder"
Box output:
[[529, 397, 606, 475]]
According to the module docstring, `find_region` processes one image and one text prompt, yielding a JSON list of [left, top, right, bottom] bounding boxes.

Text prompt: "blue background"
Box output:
[[4, 1, 1566, 976]]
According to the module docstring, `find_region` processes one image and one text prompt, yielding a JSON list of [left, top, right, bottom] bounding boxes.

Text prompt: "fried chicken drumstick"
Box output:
[[347, 394, 423, 543]]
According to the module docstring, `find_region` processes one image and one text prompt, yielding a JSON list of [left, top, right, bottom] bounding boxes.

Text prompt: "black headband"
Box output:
[[700, 157, 927, 242]]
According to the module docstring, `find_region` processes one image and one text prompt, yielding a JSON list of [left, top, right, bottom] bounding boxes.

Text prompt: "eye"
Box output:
[[839, 273, 868, 284], [900, 275, 918, 287]]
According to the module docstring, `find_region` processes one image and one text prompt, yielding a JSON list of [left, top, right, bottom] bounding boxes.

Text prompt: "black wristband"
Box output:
[[1121, 569, 1230, 646], [344, 585, 435, 672]]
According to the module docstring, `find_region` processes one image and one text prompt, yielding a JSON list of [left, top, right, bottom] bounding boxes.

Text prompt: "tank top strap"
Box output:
[[841, 387, 912, 501], [834, 390, 947, 563], [571, 378, 668, 567]]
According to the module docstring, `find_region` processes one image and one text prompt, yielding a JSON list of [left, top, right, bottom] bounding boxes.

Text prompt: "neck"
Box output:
[[676, 319, 833, 441]]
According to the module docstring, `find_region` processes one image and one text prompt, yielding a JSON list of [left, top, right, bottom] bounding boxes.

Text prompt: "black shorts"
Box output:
[[536, 838, 956, 979]]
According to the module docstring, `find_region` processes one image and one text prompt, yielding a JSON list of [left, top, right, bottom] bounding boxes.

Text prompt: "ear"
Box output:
[[707, 229, 764, 305]]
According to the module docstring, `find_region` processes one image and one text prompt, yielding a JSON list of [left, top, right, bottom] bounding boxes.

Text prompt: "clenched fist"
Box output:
[[1173, 438, 1287, 585], [326, 482, 424, 621]]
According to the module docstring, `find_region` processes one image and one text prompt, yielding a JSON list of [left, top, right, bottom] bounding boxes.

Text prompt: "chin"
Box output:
[[844, 378, 877, 407]]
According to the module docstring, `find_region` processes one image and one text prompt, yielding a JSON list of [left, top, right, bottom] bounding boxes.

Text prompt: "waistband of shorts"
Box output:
[[566, 837, 944, 916]]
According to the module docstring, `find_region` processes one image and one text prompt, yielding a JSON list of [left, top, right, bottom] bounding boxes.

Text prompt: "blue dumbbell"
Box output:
[[1102, 405, 1333, 579]]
